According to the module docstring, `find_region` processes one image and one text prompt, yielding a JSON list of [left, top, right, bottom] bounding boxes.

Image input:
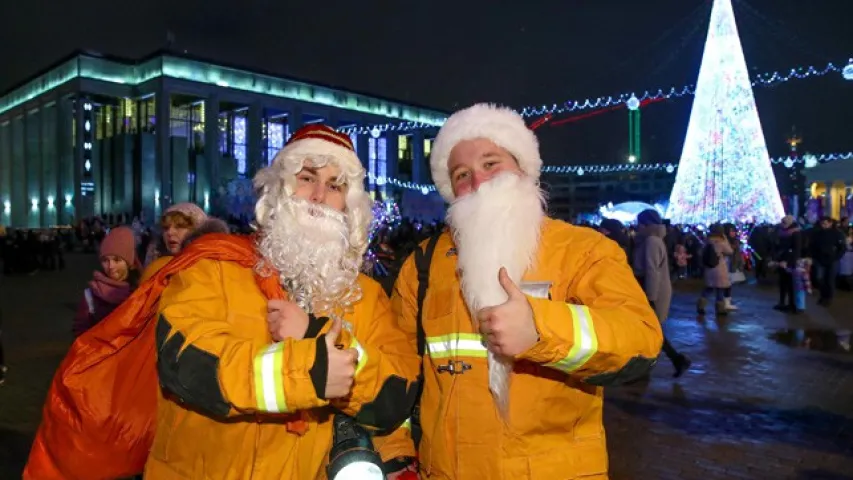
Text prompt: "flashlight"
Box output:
[[326, 415, 385, 480]]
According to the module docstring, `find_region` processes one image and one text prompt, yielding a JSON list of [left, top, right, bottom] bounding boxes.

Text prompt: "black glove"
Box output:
[[383, 456, 417, 475]]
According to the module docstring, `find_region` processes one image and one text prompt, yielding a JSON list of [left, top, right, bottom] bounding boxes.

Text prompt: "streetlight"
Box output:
[[628, 155, 637, 163]]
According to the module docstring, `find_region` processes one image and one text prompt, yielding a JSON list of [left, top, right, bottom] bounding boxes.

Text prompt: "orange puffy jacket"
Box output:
[[391, 218, 663, 479]]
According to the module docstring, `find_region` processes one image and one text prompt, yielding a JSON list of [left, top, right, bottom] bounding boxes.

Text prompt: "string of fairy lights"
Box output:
[[370, 152, 853, 194], [338, 59, 852, 136]]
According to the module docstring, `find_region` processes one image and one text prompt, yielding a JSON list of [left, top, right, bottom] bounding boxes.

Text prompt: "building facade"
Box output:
[[804, 158, 853, 220], [543, 169, 676, 219], [0, 50, 445, 227]]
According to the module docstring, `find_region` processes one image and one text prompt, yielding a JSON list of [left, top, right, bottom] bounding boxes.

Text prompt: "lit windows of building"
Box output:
[[397, 134, 413, 180], [170, 100, 205, 151], [265, 117, 288, 165], [232, 113, 247, 176]]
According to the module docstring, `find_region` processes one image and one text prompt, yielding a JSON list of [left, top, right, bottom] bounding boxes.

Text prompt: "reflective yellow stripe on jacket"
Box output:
[[426, 333, 487, 359], [350, 336, 369, 375], [253, 343, 288, 413], [546, 304, 599, 373], [425, 305, 598, 373]]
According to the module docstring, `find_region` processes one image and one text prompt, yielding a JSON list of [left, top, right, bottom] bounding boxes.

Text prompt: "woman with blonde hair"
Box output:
[[141, 203, 207, 280], [141, 203, 231, 282], [145, 203, 207, 262]]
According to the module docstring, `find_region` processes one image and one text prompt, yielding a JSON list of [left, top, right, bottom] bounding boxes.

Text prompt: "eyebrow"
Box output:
[[449, 151, 503, 174], [299, 166, 347, 186]]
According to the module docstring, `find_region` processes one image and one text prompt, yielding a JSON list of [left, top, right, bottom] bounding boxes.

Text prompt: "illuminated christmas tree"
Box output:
[[666, 0, 785, 225]]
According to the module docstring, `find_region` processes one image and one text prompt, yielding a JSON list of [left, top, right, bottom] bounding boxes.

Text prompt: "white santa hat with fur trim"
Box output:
[[429, 103, 542, 203]]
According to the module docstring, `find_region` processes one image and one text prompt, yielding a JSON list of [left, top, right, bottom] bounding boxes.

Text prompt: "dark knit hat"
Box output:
[[636, 209, 663, 226], [599, 218, 625, 234]]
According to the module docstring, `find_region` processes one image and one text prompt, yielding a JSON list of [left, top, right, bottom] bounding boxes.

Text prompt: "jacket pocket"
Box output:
[[526, 437, 608, 479]]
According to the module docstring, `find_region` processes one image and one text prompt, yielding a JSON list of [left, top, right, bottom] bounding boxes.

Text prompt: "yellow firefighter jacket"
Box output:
[[391, 217, 664, 479], [144, 257, 420, 479]]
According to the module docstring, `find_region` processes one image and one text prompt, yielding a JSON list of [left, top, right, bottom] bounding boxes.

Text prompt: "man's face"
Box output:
[[820, 219, 832, 229], [447, 138, 523, 198], [292, 163, 348, 212]]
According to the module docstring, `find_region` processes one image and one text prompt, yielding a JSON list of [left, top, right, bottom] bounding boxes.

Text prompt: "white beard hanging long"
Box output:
[[445, 172, 545, 417]]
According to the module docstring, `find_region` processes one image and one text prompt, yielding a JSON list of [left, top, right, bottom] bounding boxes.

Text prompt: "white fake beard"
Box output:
[[446, 172, 545, 416], [256, 196, 361, 315]]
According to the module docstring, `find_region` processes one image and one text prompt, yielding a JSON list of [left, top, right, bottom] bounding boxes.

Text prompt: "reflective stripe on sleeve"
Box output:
[[546, 304, 599, 373], [253, 343, 288, 413], [349, 336, 368, 376], [426, 333, 488, 359], [400, 418, 412, 430]]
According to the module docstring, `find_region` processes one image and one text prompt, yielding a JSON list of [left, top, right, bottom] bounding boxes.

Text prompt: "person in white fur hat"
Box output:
[[391, 103, 664, 479]]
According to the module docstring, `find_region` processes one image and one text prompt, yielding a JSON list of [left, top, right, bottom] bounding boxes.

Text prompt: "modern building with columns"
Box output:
[[0, 49, 446, 228], [804, 158, 853, 220]]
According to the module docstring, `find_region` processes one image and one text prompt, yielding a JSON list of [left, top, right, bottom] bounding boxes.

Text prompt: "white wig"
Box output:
[[253, 133, 374, 270]]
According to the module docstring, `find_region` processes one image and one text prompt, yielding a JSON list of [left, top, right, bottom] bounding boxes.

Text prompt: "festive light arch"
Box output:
[[369, 151, 853, 194], [339, 58, 850, 136]]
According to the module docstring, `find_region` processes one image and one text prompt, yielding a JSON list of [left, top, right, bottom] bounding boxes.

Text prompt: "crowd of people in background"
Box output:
[[1, 208, 851, 304], [0, 202, 851, 388], [595, 214, 852, 306]]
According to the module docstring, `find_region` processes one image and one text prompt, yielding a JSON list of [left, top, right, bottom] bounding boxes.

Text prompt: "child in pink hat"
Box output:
[[72, 226, 140, 337]]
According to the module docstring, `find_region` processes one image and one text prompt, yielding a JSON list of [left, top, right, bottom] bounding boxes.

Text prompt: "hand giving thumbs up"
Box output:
[[477, 267, 539, 357], [323, 317, 359, 399]]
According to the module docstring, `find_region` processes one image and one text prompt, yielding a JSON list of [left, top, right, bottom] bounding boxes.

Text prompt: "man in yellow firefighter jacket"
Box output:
[[391, 104, 664, 479], [144, 125, 419, 479]]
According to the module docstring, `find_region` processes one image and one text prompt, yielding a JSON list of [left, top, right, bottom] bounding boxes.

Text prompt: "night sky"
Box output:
[[1, 0, 851, 165]]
